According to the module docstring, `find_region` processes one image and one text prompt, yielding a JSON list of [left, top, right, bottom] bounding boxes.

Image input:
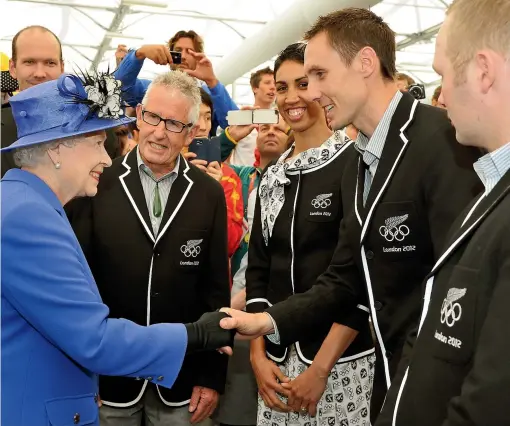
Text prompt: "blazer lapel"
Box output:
[[354, 157, 365, 226], [360, 93, 419, 244], [429, 170, 510, 277], [155, 156, 194, 245], [119, 149, 155, 244]]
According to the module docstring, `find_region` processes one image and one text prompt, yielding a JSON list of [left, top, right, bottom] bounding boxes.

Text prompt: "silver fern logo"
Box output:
[[180, 239, 203, 258], [311, 193, 333, 209], [379, 214, 410, 242], [440, 288, 466, 327]]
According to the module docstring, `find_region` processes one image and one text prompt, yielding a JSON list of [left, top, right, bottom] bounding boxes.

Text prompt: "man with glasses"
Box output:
[[66, 71, 230, 426]]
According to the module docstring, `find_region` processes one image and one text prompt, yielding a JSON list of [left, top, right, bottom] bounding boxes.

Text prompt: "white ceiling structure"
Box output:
[[0, 0, 450, 105]]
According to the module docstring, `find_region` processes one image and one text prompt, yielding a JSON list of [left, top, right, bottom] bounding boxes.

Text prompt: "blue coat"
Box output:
[[1, 169, 188, 426]]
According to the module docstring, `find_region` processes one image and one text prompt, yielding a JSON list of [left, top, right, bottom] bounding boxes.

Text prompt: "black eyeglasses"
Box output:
[[141, 109, 193, 133]]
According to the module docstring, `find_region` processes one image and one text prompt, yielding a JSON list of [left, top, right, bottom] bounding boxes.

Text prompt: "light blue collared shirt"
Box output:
[[473, 141, 510, 195], [355, 90, 403, 205]]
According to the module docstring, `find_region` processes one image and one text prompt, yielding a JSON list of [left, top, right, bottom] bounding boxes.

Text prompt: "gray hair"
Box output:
[[13, 137, 78, 168], [141, 71, 201, 125]]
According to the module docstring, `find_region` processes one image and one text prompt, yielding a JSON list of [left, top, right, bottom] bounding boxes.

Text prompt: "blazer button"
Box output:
[[374, 301, 383, 311], [134, 376, 142, 380], [366, 250, 374, 260], [147, 376, 153, 381], [288, 211, 293, 218], [73, 413, 80, 424], [157, 375, 164, 381], [386, 350, 393, 359]]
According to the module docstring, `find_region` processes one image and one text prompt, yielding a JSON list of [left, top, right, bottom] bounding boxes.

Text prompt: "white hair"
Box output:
[[13, 136, 78, 168], [141, 71, 201, 125]]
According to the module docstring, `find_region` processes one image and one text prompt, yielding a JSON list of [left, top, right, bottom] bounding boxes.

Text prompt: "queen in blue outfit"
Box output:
[[1, 72, 232, 426]]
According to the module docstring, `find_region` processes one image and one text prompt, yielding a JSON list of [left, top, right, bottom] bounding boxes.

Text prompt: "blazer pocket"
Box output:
[[175, 229, 208, 270], [369, 201, 426, 260], [45, 393, 98, 425], [429, 265, 478, 365], [305, 187, 339, 223]]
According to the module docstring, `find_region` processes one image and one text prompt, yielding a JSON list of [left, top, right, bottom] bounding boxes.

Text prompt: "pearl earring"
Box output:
[[55, 162, 61, 169]]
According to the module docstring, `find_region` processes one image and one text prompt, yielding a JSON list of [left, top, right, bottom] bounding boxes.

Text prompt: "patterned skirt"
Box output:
[[257, 346, 375, 426]]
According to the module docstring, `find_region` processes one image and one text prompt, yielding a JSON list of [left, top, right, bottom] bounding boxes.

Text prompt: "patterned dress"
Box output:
[[257, 346, 375, 426]]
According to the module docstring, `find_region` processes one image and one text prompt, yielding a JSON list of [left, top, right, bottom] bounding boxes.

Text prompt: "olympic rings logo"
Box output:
[[378, 224, 410, 242], [180, 240, 202, 258], [311, 193, 333, 209], [311, 198, 331, 209], [440, 300, 462, 327]]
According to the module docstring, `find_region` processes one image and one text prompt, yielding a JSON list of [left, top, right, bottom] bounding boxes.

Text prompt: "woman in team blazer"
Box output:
[[246, 43, 374, 426]]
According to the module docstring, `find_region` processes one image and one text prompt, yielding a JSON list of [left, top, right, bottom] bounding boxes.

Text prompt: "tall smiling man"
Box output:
[[219, 8, 483, 421]]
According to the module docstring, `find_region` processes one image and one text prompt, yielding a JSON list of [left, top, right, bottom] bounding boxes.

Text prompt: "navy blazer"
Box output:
[[1, 169, 188, 426]]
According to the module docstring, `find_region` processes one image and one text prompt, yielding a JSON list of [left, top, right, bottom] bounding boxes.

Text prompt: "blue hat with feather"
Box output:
[[2, 71, 135, 152]]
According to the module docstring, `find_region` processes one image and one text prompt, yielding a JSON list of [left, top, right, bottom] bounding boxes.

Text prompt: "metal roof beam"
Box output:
[[397, 23, 442, 50], [7, 0, 117, 12], [130, 9, 267, 25], [90, 5, 131, 70]]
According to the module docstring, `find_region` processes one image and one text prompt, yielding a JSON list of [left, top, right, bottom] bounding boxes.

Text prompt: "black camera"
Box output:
[[408, 84, 426, 100]]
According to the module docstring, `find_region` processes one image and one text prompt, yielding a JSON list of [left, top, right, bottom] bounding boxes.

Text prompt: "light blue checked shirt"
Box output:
[[137, 147, 180, 236], [473, 141, 510, 196], [355, 90, 403, 205]]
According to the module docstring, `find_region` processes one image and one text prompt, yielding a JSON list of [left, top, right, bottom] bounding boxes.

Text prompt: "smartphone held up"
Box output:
[[227, 109, 279, 126], [169, 50, 182, 64]]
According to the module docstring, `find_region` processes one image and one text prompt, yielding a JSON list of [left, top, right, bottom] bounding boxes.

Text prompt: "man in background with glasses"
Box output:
[[66, 70, 230, 426]]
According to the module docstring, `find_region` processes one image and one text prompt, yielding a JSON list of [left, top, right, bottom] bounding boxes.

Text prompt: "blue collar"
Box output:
[[473, 141, 510, 195], [2, 168, 64, 214]]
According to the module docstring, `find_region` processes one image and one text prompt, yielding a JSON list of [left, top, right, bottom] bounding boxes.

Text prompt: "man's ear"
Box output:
[[135, 104, 143, 129], [184, 124, 199, 147], [9, 59, 16, 80]]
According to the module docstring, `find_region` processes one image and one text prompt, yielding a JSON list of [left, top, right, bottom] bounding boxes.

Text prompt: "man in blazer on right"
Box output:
[[219, 8, 483, 422], [376, 0, 510, 424]]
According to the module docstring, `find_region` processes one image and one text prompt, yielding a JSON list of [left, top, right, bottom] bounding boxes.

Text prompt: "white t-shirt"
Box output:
[[227, 129, 258, 167]]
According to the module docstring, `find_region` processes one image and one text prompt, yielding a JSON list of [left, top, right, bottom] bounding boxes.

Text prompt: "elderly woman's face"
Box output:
[[58, 131, 112, 198]]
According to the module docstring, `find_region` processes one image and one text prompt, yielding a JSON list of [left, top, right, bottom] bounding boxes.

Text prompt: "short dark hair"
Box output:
[[169, 30, 204, 53], [199, 87, 213, 117], [303, 8, 397, 81], [396, 72, 415, 86], [250, 66, 274, 89], [12, 25, 63, 64], [274, 43, 306, 77], [432, 85, 442, 102]]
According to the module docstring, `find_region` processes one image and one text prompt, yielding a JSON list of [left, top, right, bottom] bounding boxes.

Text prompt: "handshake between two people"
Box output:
[[186, 309, 275, 355]]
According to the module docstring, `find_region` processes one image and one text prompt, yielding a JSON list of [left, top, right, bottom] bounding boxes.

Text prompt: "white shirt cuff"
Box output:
[[264, 313, 281, 344]]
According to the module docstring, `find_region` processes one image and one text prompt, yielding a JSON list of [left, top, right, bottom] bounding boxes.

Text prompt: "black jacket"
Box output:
[[246, 141, 374, 364], [377, 169, 510, 426], [264, 93, 483, 418], [1, 104, 18, 176], [66, 150, 230, 406]]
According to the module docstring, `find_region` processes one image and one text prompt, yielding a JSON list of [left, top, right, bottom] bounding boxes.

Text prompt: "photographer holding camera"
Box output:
[[113, 30, 238, 134], [396, 72, 426, 100]]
